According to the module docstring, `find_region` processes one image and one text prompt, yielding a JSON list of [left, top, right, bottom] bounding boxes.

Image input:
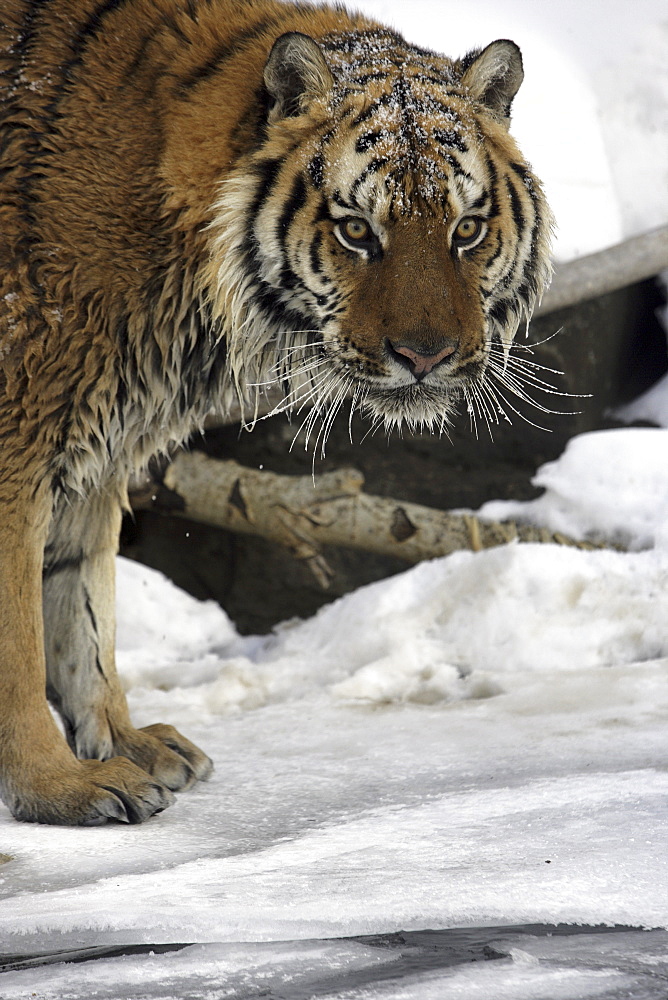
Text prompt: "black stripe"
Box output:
[[510, 161, 529, 181], [1, 2, 55, 300], [308, 153, 325, 190], [435, 150, 472, 181], [162, 11, 192, 47], [252, 283, 314, 332], [413, 73, 453, 88], [350, 156, 390, 201], [470, 191, 489, 211], [237, 83, 273, 151], [176, 19, 282, 95], [119, 8, 194, 81], [61, 0, 133, 82], [505, 176, 525, 234], [309, 231, 323, 275], [355, 130, 383, 154], [395, 93, 461, 122], [83, 585, 101, 645], [249, 156, 284, 220], [489, 299, 510, 326], [432, 127, 468, 153], [352, 93, 394, 127], [485, 231, 503, 268], [277, 173, 307, 244], [43, 554, 84, 579], [179, 300, 228, 407], [514, 276, 537, 305], [243, 169, 322, 329], [313, 195, 331, 225], [347, 71, 391, 86], [519, 214, 542, 302], [333, 190, 354, 211], [504, 164, 544, 305], [320, 30, 404, 54], [510, 163, 543, 260], [484, 154, 500, 218], [36, 0, 136, 150]]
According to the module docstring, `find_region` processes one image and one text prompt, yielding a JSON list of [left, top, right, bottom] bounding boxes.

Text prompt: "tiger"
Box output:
[[0, 0, 552, 825]]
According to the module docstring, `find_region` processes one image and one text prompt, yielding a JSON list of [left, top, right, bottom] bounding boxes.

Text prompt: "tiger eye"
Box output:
[[453, 217, 483, 245], [343, 218, 371, 242]]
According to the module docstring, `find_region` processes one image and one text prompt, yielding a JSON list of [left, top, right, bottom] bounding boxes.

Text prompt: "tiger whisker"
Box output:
[[348, 382, 367, 443], [486, 360, 580, 416], [463, 384, 482, 440], [265, 351, 329, 379], [487, 349, 571, 387], [462, 385, 479, 439], [513, 325, 566, 350], [478, 377, 516, 429], [293, 369, 347, 453], [481, 373, 553, 432], [488, 346, 567, 379], [318, 374, 353, 458], [359, 410, 386, 445], [262, 366, 336, 421], [469, 379, 499, 439], [486, 358, 575, 399], [266, 358, 331, 389]]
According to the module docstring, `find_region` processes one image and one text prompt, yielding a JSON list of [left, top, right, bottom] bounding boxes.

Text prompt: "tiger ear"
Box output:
[[460, 40, 524, 123], [264, 32, 334, 123]]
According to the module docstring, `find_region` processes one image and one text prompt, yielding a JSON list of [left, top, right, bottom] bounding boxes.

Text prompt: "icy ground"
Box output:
[[1, 431, 668, 997], [1, 0, 667, 997]]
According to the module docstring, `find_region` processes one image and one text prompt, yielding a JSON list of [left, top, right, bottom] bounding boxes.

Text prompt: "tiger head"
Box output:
[[206, 28, 553, 438]]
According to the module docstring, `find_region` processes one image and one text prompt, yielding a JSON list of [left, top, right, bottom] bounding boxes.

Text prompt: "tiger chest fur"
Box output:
[[0, 0, 552, 825]]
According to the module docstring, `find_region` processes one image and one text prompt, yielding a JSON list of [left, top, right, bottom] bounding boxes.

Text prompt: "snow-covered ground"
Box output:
[[1, 1, 667, 998], [2, 428, 668, 996]]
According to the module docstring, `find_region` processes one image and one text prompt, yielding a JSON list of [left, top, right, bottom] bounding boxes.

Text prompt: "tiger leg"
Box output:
[[0, 482, 173, 825], [43, 480, 214, 797]]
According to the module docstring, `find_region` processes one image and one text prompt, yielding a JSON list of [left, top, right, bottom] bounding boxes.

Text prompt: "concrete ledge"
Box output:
[[539, 226, 668, 317]]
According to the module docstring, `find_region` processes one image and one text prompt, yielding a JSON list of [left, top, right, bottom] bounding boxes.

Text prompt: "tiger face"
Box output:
[[208, 29, 552, 438]]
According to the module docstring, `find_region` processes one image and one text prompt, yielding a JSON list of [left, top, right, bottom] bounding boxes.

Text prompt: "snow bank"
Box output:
[[112, 430, 668, 719], [479, 427, 668, 550]]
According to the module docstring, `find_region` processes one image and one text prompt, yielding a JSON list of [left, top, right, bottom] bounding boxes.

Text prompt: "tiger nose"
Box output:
[[388, 337, 459, 378]]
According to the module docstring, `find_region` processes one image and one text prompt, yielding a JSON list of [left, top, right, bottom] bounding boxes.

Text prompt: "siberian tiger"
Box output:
[[0, 0, 552, 825]]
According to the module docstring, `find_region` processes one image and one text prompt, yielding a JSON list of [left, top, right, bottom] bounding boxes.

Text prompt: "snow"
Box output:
[[1, 427, 667, 996], [1, 2, 667, 997], [479, 427, 668, 551]]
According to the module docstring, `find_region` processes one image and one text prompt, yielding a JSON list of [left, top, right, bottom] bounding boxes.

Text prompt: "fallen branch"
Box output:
[[130, 453, 601, 589]]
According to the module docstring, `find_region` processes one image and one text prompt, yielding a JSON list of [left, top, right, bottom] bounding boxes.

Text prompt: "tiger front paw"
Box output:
[[6, 756, 175, 826], [112, 723, 214, 792]]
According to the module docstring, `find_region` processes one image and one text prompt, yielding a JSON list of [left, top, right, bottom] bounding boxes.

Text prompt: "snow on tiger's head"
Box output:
[[206, 26, 553, 440]]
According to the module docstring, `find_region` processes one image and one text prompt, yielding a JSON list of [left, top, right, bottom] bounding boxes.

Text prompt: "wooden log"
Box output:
[[130, 453, 602, 589]]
